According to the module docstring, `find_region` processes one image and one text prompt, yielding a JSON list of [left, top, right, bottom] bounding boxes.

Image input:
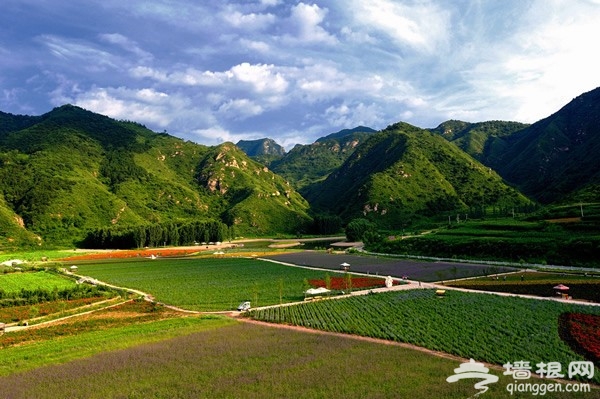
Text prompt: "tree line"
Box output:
[[82, 220, 233, 249]]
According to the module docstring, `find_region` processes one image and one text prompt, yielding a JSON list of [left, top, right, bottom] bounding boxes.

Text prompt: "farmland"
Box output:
[[445, 272, 600, 302], [0, 253, 598, 398], [0, 320, 587, 399], [368, 218, 600, 267], [0, 271, 77, 293], [74, 257, 352, 311], [265, 251, 518, 281], [249, 289, 600, 384]]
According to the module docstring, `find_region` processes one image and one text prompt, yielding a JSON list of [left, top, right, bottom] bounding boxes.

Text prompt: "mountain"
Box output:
[[315, 126, 377, 142], [304, 122, 532, 227], [0, 105, 310, 246], [270, 126, 376, 192], [235, 138, 285, 165], [196, 143, 311, 236], [486, 87, 600, 203], [429, 120, 529, 165]]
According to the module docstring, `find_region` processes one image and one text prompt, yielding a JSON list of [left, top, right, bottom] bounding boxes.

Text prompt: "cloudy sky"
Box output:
[[2, 0, 600, 149]]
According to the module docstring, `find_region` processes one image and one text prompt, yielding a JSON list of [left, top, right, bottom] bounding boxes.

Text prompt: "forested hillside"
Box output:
[[270, 127, 375, 191], [0, 105, 311, 247], [304, 122, 532, 227]]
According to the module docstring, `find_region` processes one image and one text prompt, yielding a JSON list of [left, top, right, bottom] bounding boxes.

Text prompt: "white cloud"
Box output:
[[349, 0, 450, 53], [67, 86, 186, 127], [285, 3, 337, 45], [38, 35, 118, 69], [99, 33, 153, 62], [228, 63, 288, 93], [4, 0, 600, 149], [324, 102, 383, 128], [223, 10, 276, 30], [192, 126, 233, 144], [239, 38, 270, 53], [218, 98, 264, 119]]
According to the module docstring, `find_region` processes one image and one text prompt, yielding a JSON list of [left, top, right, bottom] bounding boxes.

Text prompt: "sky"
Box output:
[[2, 0, 600, 150]]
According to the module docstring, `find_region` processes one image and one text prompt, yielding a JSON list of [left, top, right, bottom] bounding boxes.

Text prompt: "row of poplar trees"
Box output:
[[82, 220, 233, 249]]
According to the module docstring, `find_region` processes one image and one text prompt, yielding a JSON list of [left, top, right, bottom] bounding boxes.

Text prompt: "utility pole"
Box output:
[[580, 203, 584, 218]]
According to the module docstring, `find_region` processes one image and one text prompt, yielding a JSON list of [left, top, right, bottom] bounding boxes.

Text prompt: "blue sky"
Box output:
[[2, 0, 600, 149]]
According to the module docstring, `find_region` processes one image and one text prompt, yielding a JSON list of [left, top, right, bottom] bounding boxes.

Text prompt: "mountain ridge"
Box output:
[[2, 85, 600, 247]]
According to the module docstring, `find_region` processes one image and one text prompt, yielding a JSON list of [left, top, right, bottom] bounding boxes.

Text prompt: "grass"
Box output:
[[0, 316, 233, 378], [0, 271, 77, 293], [73, 257, 347, 311], [0, 321, 590, 399]]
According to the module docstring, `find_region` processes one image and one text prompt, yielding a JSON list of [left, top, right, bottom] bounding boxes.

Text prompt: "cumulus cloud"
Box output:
[[222, 10, 276, 30], [3, 0, 600, 148], [284, 3, 337, 45]]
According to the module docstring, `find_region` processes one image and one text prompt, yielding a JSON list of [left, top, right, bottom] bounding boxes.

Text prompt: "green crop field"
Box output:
[[75, 257, 348, 311], [250, 289, 600, 384], [0, 271, 77, 293]]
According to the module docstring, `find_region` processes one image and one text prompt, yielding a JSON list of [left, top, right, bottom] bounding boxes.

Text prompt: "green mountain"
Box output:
[[235, 138, 286, 165], [196, 143, 311, 236], [0, 105, 310, 247], [270, 126, 376, 192], [315, 126, 377, 142], [304, 122, 532, 227], [429, 120, 529, 166], [487, 87, 600, 203]]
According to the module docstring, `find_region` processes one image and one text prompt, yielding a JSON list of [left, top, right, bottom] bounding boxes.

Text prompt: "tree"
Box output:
[[345, 218, 376, 242]]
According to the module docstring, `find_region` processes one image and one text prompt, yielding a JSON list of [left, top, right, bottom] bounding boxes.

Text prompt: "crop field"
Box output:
[[370, 218, 600, 267], [446, 271, 600, 302], [265, 251, 518, 281], [0, 296, 112, 324], [0, 271, 77, 293], [0, 320, 587, 399], [74, 257, 350, 311], [249, 289, 600, 384]]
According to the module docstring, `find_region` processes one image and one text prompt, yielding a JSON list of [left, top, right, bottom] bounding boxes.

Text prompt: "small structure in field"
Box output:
[[436, 289, 446, 297], [385, 276, 394, 288], [70, 265, 78, 271], [553, 284, 570, 299]]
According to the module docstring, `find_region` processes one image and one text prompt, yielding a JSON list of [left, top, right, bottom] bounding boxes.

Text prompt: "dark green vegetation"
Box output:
[[0, 105, 310, 248], [75, 257, 347, 311], [445, 271, 600, 302], [250, 289, 600, 384], [2, 85, 600, 268], [368, 217, 600, 267], [82, 219, 232, 249], [0, 271, 115, 309], [305, 122, 531, 227], [433, 87, 600, 204], [429, 119, 530, 163], [270, 126, 376, 191]]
